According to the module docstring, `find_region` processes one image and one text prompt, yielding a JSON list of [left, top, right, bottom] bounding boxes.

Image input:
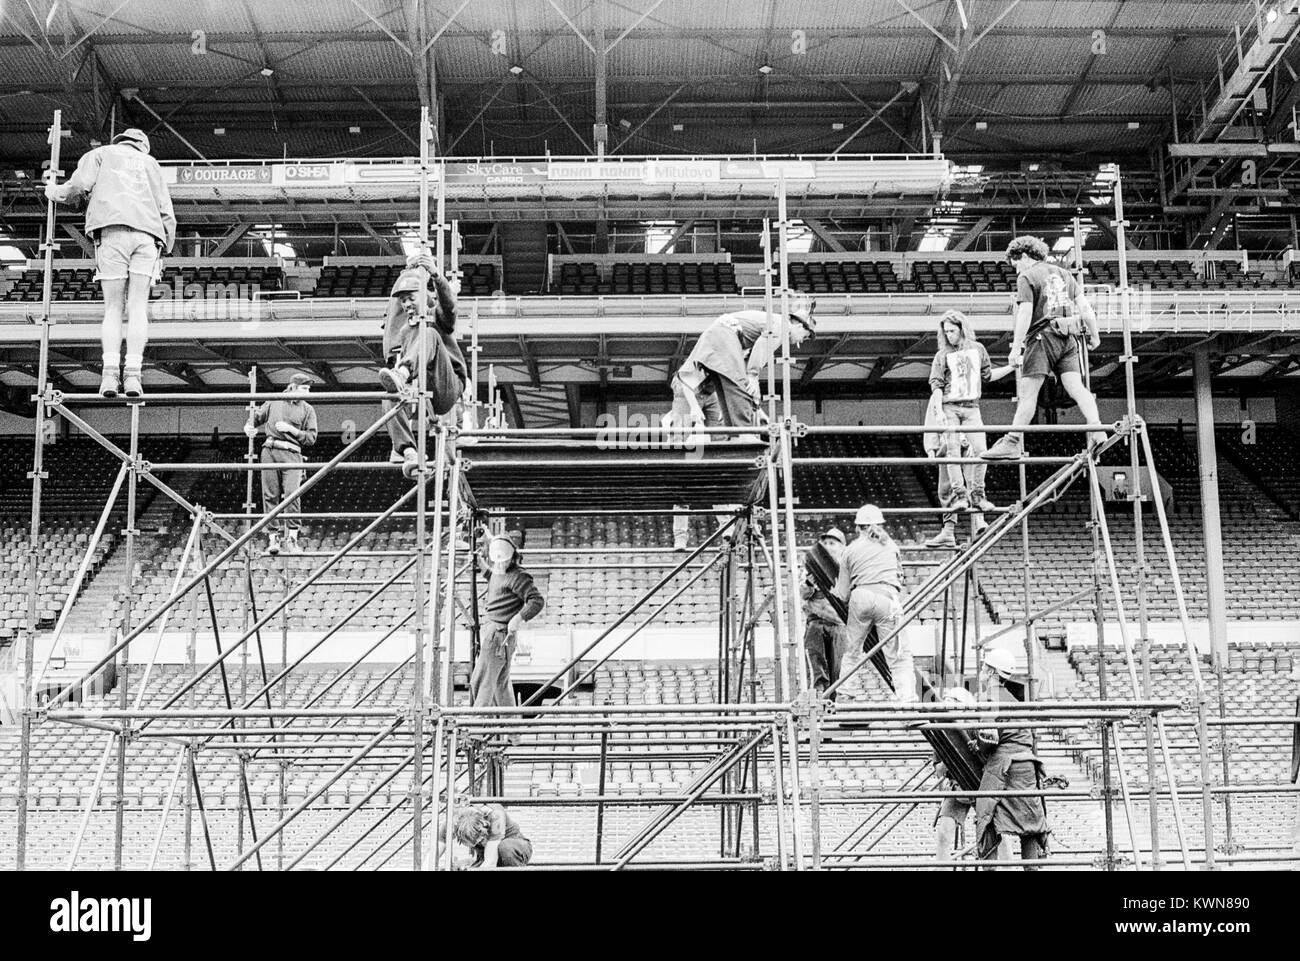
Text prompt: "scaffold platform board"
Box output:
[[456, 438, 769, 510]]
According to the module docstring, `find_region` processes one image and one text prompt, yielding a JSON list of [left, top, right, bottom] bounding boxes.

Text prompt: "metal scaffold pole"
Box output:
[[16, 109, 62, 871], [1112, 168, 1163, 868], [113, 401, 142, 870]]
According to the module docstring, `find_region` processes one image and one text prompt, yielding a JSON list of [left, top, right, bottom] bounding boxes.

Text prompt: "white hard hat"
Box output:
[[941, 686, 976, 706], [854, 504, 885, 527], [982, 647, 1018, 679]]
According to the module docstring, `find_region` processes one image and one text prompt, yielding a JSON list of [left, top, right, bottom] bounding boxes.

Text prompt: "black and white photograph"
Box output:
[[0, 0, 1295, 945]]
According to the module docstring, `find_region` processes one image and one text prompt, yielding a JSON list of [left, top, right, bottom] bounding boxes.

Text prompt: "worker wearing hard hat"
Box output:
[[380, 253, 469, 478], [833, 504, 915, 703], [801, 527, 847, 698], [971, 646, 1051, 869]]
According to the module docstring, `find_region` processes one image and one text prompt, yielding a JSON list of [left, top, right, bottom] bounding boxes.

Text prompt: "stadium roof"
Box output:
[[0, 0, 1283, 164]]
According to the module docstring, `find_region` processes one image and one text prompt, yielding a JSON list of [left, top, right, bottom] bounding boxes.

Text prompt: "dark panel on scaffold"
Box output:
[[456, 438, 770, 511]]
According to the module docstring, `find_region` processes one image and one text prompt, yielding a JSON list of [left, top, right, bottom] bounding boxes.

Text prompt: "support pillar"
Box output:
[[1192, 349, 1229, 667]]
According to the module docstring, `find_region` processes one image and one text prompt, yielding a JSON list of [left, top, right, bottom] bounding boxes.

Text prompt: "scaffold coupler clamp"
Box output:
[[1216, 839, 1245, 856], [1092, 852, 1133, 870], [45, 387, 65, 408], [786, 418, 808, 439]]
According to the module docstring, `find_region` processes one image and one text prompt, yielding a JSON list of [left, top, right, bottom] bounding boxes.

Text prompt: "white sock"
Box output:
[[123, 353, 143, 373], [102, 355, 120, 372]]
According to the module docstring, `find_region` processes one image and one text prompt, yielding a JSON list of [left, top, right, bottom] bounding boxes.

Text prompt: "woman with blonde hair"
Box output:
[[926, 309, 1013, 548], [833, 504, 914, 703]]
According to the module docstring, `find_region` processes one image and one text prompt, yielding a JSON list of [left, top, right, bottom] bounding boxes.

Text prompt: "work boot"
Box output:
[[99, 369, 120, 399], [378, 363, 410, 394], [925, 525, 957, 550], [972, 515, 989, 537], [388, 448, 404, 464], [972, 491, 996, 512], [982, 434, 1024, 460], [122, 370, 143, 398], [267, 533, 281, 556], [401, 447, 420, 479], [948, 488, 970, 512]]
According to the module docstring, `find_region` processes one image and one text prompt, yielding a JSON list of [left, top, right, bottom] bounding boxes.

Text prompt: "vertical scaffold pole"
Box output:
[[1090, 468, 1118, 869], [410, 104, 435, 870], [1113, 167, 1162, 868], [16, 108, 62, 871], [114, 400, 142, 870], [438, 453, 462, 706]]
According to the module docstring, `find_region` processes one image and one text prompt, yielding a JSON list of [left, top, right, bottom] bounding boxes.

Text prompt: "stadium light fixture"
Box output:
[[1127, 121, 1140, 129], [349, 126, 361, 134], [619, 118, 632, 129], [758, 64, 773, 75], [1028, 163, 1040, 171], [831, 122, 845, 131], [213, 127, 226, 136], [975, 120, 988, 130], [509, 64, 524, 75], [260, 67, 275, 77], [672, 122, 684, 132]]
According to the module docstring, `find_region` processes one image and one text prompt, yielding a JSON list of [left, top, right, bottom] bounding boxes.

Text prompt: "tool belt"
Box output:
[[263, 439, 302, 455]]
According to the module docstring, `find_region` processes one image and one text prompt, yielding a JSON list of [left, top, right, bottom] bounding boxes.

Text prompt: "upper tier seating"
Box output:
[[313, 261, 499, 298], [554, 261, 737, 296], [786, 260, 904, 294], [3, 264, 283, 302]]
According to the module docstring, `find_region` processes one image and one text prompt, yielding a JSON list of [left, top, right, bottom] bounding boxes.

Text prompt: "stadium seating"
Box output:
[[3, 264, 283, 303], [553, 260, 738, 296], [787, 260, 904, 294], [313, 261, 499, 298]]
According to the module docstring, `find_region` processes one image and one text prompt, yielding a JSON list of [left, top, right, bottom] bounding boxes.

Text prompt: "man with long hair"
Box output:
[[436, 804, 533, 869], [984, 236, 1105, 460], [925, 309, 1013, 547]]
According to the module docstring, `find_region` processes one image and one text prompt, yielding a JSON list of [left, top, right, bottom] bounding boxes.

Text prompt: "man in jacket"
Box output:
[[45, 128, 176, 398], [245, 373, 318, 555], [802, 527, 847, 698], [472, 531, 546, 708], [668, 294, 816, 436], [379, 253, 468, 478]]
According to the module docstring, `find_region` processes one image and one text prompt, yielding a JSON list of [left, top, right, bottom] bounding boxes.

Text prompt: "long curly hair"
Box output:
[[1006, 235, 1050, 263]]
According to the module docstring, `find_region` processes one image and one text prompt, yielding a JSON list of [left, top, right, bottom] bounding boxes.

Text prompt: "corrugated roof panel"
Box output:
[[605, 36, 762, 77], [966, 34, 1094, 76], [1110, 0, 1252, 32], [279, 41, 413, 81], [0, 47, 66, 85], [993, 0, 1125, 30]]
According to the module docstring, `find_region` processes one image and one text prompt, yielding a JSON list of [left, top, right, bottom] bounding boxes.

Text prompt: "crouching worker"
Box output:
[[472, 532, 545, 708], [245, 373, 318, 555], [667, 294, 816, 438], [972, 647, 1051, 869], [436, 804, 534, 869], [379, 253, 468, 478]]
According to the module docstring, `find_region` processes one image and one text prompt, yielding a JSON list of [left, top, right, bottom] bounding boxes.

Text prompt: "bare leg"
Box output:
[[99, 278, 127, 368], [1009, 374, 1044, 433], [1059, 370, 1107, 446], [123, 274, 152, 361]]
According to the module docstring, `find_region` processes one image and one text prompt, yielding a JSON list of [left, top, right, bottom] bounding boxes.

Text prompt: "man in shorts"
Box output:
[[45, 128, 176, 398], [983, 235, 1104, 460]]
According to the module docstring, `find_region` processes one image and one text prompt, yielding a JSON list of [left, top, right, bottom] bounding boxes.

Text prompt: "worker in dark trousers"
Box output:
[[379, 253, 468, 478], [802, 527, 847, 698], [472, 532, 545, 708], [973, 647, 1051, 869], [245, 373, 318, 555]]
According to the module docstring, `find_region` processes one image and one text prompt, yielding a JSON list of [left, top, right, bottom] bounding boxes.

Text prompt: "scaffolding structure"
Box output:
[[8, 111, 1299, 871]]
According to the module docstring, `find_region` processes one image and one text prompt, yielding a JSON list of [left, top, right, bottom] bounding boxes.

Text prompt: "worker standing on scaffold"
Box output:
[[44, 128, 176, 399], [245, 372, 318, 556], [472, 531, 545, 708], [379, 252, 468, 478], [972, 646, 1051, 870]]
